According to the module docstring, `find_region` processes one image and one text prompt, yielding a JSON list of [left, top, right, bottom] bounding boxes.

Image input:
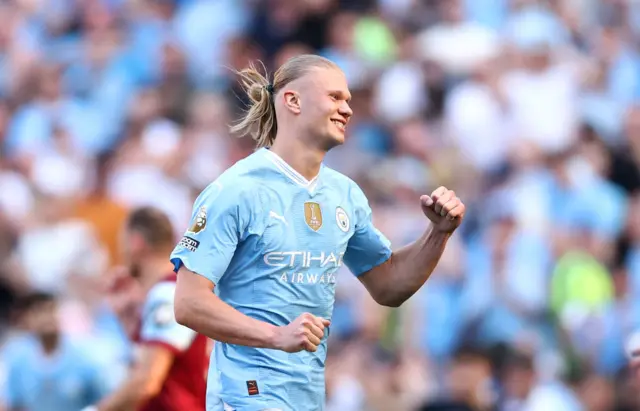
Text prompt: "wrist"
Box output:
[[261, 322, 281, 350], [427, 226, 452, 242]]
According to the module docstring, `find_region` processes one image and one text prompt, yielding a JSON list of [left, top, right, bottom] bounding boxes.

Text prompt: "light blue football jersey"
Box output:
[[0, 334, 110, 411], [170, 148, 392, 411]]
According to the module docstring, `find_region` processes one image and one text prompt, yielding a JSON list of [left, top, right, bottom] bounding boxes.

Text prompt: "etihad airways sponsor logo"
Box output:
[[263, 251, 345, 268]]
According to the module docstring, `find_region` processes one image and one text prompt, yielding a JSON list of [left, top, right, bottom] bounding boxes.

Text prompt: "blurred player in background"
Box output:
[[0, 292, 107, 411], [82, 207, 207, 411], [170, 54, 465, 410], [627, 332, 640, 386]]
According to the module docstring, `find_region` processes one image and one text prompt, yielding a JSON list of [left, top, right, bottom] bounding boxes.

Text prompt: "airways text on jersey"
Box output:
[[262, 250, 343, 285], [278, 271, 337, 285]]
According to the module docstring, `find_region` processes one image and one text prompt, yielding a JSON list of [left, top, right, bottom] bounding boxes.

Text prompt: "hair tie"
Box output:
[[265, 84, 274, 94]]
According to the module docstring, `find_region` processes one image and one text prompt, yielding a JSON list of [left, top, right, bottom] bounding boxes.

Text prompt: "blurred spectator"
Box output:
[[0, 0, 638, 409], [73, 150, 128, 267], [0, 292, 110, 411], [444, 56, 509, 173], [419, 347, 494, 411], [416, 0, 501, 77]]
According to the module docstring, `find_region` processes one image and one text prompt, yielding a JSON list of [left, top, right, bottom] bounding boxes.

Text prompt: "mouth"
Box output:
[[331, 119, 346, 132]]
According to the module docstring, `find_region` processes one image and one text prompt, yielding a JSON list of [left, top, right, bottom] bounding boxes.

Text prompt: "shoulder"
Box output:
[[200, 152, 272, 204], [144, 280, 176, 309], [321, 166, 361, 193], [140, 280, 178, 329], [138, 279, 198, 351], [322, 167, 370, 207], [1, 334, 34, 364]]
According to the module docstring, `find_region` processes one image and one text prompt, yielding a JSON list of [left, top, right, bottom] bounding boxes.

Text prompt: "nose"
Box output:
[[339, 101, 353, 119]]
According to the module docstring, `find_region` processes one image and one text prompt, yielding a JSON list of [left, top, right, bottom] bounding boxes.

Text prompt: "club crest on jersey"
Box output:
[[188, 206, 207, 234], [336, 207, 350, 232], [304, 202, 323, 231]]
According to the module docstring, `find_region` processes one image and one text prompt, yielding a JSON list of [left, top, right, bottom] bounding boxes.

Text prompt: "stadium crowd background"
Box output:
[[0, 0, 640, 409]]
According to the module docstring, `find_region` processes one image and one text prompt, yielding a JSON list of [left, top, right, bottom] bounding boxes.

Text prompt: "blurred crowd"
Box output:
[[0, 0, 640, 409]]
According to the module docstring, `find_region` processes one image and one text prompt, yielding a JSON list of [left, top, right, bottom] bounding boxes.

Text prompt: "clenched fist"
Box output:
[[273, 312, 330, 353], [421, 186, 465, 234]]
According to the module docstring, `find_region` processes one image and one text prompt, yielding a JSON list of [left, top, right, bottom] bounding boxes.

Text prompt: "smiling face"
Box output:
[[283, 66, 353, 151], [23, 298, 59, 338]]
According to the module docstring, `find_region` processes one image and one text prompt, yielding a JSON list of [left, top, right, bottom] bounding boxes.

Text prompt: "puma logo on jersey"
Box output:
[[246, 380, 259, 395], [269, 210, 288, 225]]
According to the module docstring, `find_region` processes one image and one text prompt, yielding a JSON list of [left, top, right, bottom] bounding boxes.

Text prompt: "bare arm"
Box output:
[[174, 267, 279, 348], [359, 227, 450, 307], [92, 345, 174, 411], [359, 187, 464, 308], [174, 267, 330, 353]]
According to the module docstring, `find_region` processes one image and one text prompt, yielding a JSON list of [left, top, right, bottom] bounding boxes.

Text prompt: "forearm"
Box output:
[[94, 383, 142, 411], [175, 288, 278, 349], [377, 226, 450, 307]]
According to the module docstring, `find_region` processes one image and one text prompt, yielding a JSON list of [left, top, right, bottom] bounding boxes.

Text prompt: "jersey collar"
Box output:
[[263, 148, 321, 193]]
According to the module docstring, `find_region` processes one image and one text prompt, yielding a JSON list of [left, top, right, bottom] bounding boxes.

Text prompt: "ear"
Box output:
[[282, 90, 301, 114]]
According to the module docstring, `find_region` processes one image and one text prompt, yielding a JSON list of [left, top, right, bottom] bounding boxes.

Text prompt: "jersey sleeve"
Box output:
[[139, 282, 197, 353], [343, 183, 392, 276], [170, 179, 250, 284]]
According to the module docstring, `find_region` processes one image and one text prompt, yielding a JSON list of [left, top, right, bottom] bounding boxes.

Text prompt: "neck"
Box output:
[[139, 255, 174, 293], [39, 333, 60, 355], [269, 133, 326, 181]]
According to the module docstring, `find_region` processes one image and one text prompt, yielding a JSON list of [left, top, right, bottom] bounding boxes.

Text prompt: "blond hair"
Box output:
[[230, 54, 338, 148]]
